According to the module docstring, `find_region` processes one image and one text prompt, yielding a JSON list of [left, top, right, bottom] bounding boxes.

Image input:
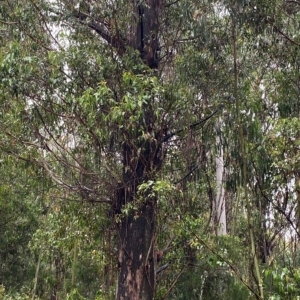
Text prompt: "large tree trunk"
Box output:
[[115, 1, 163, 299], [116, 200, 155, 300], [116, 137, 161, 299]]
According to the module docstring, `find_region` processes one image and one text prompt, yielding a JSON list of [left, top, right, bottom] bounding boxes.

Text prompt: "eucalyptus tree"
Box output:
[[3, 0, 300, 298], [220, 1, 300, 298], [171, 0, 300, 298], [0, 0, 224, 299]]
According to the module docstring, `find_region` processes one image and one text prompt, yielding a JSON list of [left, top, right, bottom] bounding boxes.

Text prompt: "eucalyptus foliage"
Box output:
[[2, 0, 300, 299]]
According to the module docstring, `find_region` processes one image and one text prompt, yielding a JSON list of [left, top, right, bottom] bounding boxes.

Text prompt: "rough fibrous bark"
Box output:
[[136, 0, 161, 69], [115, 2, 163, 298], [116, 200, 155, 300], [116, 134, 163, 299]]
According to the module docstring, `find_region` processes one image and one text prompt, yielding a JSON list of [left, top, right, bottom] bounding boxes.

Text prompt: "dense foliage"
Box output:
[[1, 0, 300, 299]]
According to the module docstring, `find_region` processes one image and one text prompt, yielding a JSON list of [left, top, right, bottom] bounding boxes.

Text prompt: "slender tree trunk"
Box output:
[[215, 117, 227, 235], [232, 19, 263, 299], [51, 251, 64, 300]]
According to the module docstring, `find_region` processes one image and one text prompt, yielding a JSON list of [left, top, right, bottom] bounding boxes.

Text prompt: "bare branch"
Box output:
[[42, 160, 112, 204], [165, 0, 180, 7], [286, 0, 300, 4], [163, 105, 222, 143], [273, 24, 300, 46]]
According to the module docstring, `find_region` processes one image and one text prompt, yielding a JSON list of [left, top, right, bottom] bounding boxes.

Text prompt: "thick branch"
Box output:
[[72, 11, 126, 55]]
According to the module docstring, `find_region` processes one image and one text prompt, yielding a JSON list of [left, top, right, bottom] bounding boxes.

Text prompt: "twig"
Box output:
[[161, 263, 188, 300], [163, 105, 222, 143]]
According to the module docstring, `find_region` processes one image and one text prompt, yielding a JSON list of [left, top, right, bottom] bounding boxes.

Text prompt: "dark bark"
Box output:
[[116, 132, 163, 299], [114, 2, 163, 299], [51, 251, 64, 300], [136, 0, 160, 69], [73, 1, 161, 69], [73, 1, 164, 299], [116, 199, 155, 300]]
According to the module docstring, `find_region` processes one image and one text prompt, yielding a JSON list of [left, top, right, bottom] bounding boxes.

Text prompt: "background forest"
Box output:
[[1, 0, 300, 299]]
